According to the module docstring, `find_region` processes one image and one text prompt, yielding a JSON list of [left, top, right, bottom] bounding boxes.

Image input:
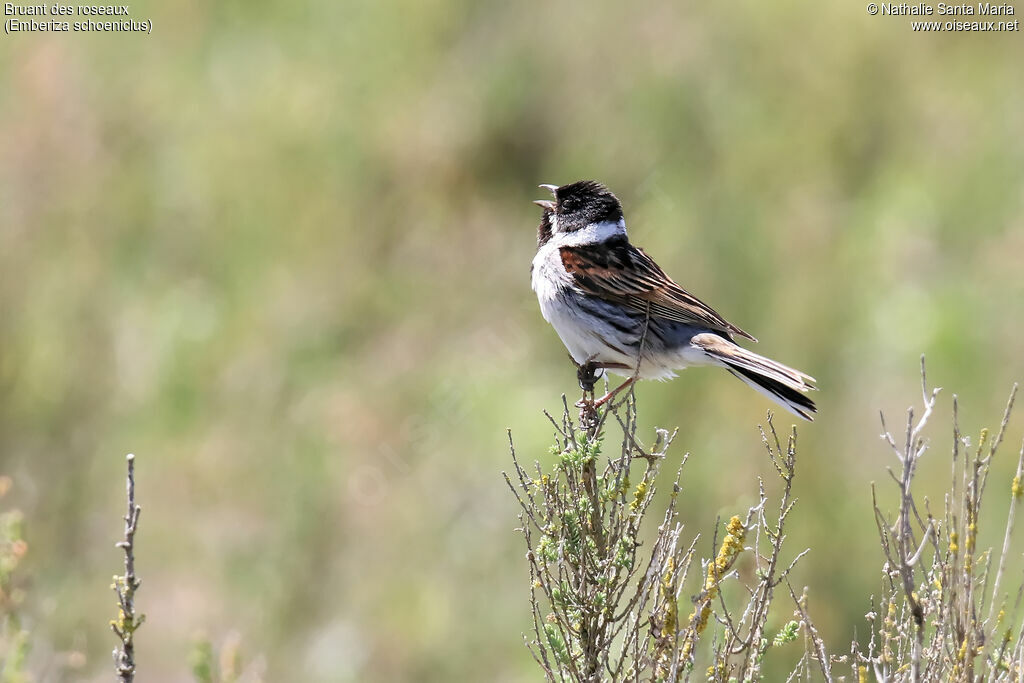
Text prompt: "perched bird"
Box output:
[[531, 180, 817, 420]]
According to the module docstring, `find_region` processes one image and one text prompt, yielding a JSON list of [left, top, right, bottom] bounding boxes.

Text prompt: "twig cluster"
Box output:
[[856, 359, 1024, 680], [509, 358, 1024, 682], [505, 393, 815, 681]]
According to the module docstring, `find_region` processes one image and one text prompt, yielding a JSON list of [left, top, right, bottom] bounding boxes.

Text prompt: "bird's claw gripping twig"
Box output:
[[574, 359, 601, 426], [576, 358, 601, 394]]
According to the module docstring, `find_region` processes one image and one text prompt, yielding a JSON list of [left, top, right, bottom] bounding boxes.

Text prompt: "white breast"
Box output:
[[530, 241, 570, 316], [531, 219, 628, 364], [531, 218, 627, 304]]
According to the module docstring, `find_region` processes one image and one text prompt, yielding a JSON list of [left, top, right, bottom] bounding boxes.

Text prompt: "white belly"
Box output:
[[531, 244, 706, 380]]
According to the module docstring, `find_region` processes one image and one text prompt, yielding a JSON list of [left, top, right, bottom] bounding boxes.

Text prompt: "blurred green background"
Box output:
[[2, 0, 1024, 680]]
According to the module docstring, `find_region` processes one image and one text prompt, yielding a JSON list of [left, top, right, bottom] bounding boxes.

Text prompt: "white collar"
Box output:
[[550, 218, 627, 248]]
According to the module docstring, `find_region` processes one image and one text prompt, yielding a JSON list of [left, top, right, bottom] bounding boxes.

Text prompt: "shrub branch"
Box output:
[[111, 453, 144, 683]]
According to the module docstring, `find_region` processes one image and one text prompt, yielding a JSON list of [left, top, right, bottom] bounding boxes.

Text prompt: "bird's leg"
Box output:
[[576, 357, 600, 395], [568, 357, 600, 428], [574, 358, 631, 409], [593, 377, 636, 408], [574, 357, 601, 435]]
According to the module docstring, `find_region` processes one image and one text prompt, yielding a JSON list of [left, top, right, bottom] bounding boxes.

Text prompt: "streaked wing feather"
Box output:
[[560, 241, 756, 341]]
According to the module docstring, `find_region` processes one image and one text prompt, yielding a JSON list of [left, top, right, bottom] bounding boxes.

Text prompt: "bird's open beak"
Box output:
[[538, 184, 559, 195], [533, 199, 555, 210]]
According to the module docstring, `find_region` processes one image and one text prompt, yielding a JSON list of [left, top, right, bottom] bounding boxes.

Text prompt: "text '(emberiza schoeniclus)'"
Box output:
[[531, 180, 816, 420]]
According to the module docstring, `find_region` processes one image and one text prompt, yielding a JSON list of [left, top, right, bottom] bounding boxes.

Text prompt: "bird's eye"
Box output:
[[562, 199, 577, 211]]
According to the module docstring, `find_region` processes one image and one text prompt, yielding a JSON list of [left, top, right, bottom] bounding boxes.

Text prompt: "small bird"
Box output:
[[531, 180, 817, 420]]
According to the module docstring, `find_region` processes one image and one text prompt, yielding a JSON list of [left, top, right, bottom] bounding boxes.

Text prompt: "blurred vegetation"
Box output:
[[1, 0, 1023, 680]]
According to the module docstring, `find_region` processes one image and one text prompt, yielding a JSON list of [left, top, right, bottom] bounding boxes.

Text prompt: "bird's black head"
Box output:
[[541, 180, 623, 233]]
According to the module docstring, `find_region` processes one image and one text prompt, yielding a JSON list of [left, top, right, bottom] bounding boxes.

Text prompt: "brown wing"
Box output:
[[559, 238, 756, 341]]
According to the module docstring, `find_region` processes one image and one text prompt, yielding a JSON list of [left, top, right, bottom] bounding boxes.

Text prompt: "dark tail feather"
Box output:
[[690, 333, 817, 421], [726, 366, 817, 421]]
